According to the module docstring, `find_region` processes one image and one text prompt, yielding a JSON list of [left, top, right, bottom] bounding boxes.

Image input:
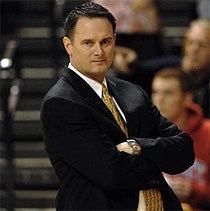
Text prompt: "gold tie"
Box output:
[[102, 84, 128, 137], [102, 83, 164, 211], [141, 188, 164, 211]]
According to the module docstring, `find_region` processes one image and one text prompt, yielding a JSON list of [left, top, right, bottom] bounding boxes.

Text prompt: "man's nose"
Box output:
[[94, 43, 103, 55]]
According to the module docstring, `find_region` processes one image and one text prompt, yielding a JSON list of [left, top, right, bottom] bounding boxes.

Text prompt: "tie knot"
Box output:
[[102, 83, 110, 98], [102, 83, 107, 92]]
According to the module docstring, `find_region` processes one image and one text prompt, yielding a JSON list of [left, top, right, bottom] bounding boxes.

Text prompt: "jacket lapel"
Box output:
[[62, 67, 127, 140], [107, 77, 140, 137]]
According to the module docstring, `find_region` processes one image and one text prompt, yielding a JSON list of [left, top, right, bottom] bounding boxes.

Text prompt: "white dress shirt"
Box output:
[[68, 63, 126, 122]]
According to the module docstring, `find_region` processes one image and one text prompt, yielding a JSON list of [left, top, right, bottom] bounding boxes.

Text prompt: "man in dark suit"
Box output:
[[40, 2, 194, 210]]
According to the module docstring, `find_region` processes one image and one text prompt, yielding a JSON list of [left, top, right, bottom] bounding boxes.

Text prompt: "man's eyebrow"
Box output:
[[81, 39, 92, 43], [82, 38, 92, 41], [82, 36, 113, 41]]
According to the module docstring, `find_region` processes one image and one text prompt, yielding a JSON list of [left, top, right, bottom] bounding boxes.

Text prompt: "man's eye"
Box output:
[[85, 41, 91, 45], [165, 91, 173, 96], [102, 39, 111, 46], [82, 41, 93, 46]]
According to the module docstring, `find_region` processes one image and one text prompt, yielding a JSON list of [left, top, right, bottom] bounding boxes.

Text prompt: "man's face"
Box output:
[[63, 17, 116, 83], [151, 77, 187, 122], [184, 24, 210, 73]]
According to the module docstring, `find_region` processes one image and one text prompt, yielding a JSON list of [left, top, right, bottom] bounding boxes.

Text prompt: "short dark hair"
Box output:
[[154, 67, 193, 93], [64, 2, 116, 38]]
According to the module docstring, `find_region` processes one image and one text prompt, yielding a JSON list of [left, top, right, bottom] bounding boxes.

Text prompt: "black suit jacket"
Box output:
[[41, 67, 195, 210]]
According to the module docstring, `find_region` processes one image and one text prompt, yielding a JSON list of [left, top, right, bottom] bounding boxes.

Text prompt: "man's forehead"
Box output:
[[154, 77, 181, 88], [188, 26, 209, 39], [74, 17, 114, 36]]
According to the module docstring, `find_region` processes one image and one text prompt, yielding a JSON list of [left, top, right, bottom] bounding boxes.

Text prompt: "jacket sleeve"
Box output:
[[133, 88, 195, 175]]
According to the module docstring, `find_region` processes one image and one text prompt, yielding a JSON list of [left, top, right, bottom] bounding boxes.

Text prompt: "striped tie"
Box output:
[[102, 83, 164, 211], [141, 189, 164, 211], [102, 84, 128, 137]]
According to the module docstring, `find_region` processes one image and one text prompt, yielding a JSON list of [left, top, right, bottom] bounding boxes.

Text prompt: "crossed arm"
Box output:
[[42, 97, 194, 190]]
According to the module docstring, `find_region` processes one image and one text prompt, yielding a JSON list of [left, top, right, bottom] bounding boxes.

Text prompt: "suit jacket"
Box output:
[[41, 67, 195, 210]]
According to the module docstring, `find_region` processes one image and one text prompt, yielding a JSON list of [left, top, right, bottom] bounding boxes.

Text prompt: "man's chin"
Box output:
[[93, 65, 108, 73]]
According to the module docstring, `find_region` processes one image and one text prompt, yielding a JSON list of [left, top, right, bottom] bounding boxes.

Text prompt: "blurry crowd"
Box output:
[[93, 0, 210, 210], [115, 18, 210, 211], [92, 0, 160, 33]]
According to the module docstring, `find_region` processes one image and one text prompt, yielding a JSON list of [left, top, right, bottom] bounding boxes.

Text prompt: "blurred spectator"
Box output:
[[151, 67, 210, 210], [92, 0, 160, 33], [113, 46, 138, 74], [182, 18, 210, 118], [113, 18, 210, 118]]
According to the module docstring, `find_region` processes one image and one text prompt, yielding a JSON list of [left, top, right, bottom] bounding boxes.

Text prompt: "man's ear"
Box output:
[[113, 33, 116, 44], [63, 36, 72, 55], [184, 92, 193, 107]]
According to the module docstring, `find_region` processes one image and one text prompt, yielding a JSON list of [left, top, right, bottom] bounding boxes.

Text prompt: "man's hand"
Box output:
[[116, 142, 133, 155], [113, 46, 138, 74], [116, 140, 141, 156]]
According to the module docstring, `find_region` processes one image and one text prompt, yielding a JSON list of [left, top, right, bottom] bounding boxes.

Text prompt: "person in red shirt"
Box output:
[[151, 67, 210, 210]]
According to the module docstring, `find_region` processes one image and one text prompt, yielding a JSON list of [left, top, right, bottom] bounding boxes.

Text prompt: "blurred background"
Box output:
[[0, 0, 208, 210]]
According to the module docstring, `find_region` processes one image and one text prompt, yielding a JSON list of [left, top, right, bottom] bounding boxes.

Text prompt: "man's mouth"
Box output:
[[92, 59, 106, 63]]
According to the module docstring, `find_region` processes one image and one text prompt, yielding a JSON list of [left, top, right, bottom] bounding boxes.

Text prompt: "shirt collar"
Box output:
[[68, 63, 106, 98]]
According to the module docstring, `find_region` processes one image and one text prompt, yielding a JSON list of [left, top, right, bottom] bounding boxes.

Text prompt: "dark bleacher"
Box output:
[[1, 0, 59, 210], [0, 0, 197, 210], [158, 0, 197, 55]]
